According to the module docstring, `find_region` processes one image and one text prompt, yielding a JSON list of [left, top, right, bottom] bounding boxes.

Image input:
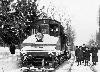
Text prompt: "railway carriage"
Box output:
[[20, 19, 71, 71]]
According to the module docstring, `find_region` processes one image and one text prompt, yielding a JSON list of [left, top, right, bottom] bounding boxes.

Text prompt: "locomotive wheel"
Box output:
[[54, 57, 59, 68], [53, 61, 58, 68], [45, 71, 52, 72], [59, 56, 63, 64], [56, 56, 60, 65], [58, 59, 61, 65]]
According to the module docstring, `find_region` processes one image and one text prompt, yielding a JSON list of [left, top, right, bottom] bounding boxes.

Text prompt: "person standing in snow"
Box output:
[[84, 47, 90, 66], [77, 46, 83, 66], [91, 44, 98, 65], [9, 43, 16, 61], [9, 43, 16, 54], [81, 44, 86, 63], [75, 46, 79, 62]]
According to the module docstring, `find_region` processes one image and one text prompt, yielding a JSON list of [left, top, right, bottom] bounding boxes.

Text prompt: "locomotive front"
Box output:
[[20, 19, 69, 71]]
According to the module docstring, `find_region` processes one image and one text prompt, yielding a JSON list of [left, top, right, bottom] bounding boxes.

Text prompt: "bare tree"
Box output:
[[87, 34, 97, 48]]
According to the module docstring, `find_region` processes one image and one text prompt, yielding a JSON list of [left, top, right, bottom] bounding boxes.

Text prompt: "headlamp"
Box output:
[[21, 50, 27, 55], [48, 51, 54, 55]]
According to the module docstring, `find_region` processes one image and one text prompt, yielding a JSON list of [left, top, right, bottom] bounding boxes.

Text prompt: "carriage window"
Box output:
[[32, 25, 39, 34], [41, 24, 49, 34], [49, 24, 59, 36], [33, 24, 49, 34]]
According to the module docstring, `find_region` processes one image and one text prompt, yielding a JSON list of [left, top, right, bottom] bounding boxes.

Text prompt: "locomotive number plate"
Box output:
[[36, 69, 42, 71]]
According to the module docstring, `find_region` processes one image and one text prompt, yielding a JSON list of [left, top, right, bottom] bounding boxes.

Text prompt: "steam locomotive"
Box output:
[[20, 19, 71, 71]]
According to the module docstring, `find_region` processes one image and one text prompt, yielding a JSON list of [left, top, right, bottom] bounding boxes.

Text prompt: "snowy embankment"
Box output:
[[0, 47, 21, 72], [0, 47, 9, 52], [0, 47, 10, 59], [0, 47, 20, 59]]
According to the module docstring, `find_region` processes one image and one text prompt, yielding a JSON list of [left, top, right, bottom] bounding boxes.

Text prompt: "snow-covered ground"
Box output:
[[55, 50, 100, 72], [0, 47, 100, 72], [55, 51, 75, 72], [0, 47, 21, 72], [0, 47, 10, 59], [71, 61, 93, 72]]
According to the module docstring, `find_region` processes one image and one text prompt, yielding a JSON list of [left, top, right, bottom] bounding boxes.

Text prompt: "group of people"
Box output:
[[75, 44, 98, 66]]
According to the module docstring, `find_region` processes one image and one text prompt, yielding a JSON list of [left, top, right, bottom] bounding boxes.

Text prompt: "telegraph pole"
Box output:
[[98, 6, 100, 47]]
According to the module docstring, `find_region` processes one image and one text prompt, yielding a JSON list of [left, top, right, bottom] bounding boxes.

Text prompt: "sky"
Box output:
[[38, 0, 100, 46]]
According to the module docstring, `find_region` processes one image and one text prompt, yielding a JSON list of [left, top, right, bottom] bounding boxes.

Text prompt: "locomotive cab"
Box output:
[[20, 19, 71, 71]]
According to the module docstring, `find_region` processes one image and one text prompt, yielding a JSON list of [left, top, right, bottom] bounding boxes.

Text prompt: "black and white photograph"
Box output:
[[0, 0, 100, 72]]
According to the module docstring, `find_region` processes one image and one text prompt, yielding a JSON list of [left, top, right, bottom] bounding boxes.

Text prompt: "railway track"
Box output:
[[53, 52, 75, 72], [67, 53, 75, 72]]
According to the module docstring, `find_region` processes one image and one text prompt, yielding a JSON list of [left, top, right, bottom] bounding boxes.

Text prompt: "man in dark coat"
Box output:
[[9, 43, 16, 61], [75, 46, 79, 62], [10, 43, 16, 54], [82, 44, 86, 63], [91, 45, 98, 65], [77, 46, 83, 66], [84, 47, 90, 66]]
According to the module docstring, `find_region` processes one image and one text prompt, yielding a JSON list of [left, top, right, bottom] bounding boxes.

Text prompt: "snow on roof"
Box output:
[[0, 47, 9, 52], [23, 34, 59, 44]]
